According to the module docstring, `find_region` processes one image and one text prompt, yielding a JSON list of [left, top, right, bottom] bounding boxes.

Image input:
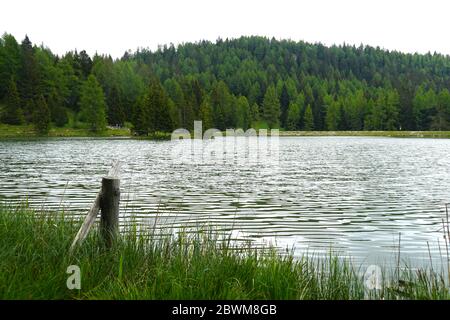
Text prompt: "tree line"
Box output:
[[1, 34, 450, 134]]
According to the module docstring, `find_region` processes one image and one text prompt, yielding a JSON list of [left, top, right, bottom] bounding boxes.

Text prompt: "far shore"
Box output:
[[2, 124, 450, 139], [278, 130, 450, 138]]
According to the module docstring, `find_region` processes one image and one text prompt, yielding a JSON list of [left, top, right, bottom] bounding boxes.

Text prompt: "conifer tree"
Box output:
[[236, 96, 251, 130], [251, 103, 260, 123], [199, 98, 213, 131], [132, 95, 150, 135], [33, 95, 51, 134], [262, 85, 280, 128], [146, 78, 173, 133], [324, 95, 340, 130], [107, 86, 125, 126], [19, 35, 40, 119], [286, 101, 301, 130], [210, 81, 234, 130], [432, 89, 450, 130], [303, 104, 314, 130], [2, 77, 24, 125], [0, 33, 21, 100], [279, 84, 290, 128], [79, 75, 107, 132]]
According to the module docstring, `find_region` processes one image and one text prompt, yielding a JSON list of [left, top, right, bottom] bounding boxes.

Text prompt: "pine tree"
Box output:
[[210, 81, 234, 130], [303, 104, 314, 130], [180, 78, 200, 130], [385, 90, 400, 130], [33, 95, 51, 134], [19, 35, 40, 120], [279, 84, 290, 128], [413, 87, 436, 130], [107, 86, 125, 126], [432, 89, 450, 131], [0, 33, 21, 100], [248, 82, 261, 106], [164, 79, 185, 129], [167, 98, 181, 129], [250, 103, 259, 123], [324, 95, 340, 130], [262, 85, 280, 128], [199, 98, 213, 131], [146, 78, 173, 133], [132, 96, 150, 135], [286, 101, 301, 130], [79, 75, 107, 132], [46, 87, 68, 127], [76, 50, 93, 79], [373, 94, 386, 130], [338, 101, 348, 130], [236, 96, 251, 130], [2, 77, 24, 125]]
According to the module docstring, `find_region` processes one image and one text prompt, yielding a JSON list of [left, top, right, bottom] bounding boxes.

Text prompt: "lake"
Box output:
[[1, 136, 450, 268]]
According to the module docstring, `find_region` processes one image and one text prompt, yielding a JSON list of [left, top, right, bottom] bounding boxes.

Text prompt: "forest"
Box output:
[[1, 33, 450, 134]]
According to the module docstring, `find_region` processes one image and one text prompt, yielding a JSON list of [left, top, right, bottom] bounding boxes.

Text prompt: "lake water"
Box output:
[[1, 136, 450, 268]]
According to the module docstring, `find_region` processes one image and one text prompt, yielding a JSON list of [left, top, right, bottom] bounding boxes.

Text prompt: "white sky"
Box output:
[[1, 0, 450, 58]]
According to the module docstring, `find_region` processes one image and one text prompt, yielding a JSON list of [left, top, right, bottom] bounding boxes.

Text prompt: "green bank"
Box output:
[[278, 130, 450, 138], [2, 123, 450, 139], [0, 124, 130, 138]]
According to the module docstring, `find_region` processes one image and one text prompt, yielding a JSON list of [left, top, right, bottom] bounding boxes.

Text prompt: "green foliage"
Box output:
[[279, 83, 290, 128], [2, 34, 450, 132], [1, 77, 24, 125], [262, 85, 280, 128], [431, 89, 450, 130], [0, 33, 21, 100], [198, 98, 213, 130], [19, 35, 39, 106], [236, 96, 252, 130], [75, 50, 93, 79], [251, 102, 260, 122], [364, 89, 400, 130], [210, 81, 235, 130], [132, 78, 172, 135], [147, 78, 173, 133], [325, 95, 341, 131], [107, 86, 125, 126], [79, 75, 107, 132], [53, 106, 69, 127], [164, 79, 184, 128], [412, 86, 436, 130], [286, 102, 300, 130], [303, 104, 314, 130], [167, 98, 180, 129], [33, 95, 51, 134]]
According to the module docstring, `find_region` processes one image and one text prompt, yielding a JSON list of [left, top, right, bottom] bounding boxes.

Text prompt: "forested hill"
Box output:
[[1, 34, 450, 134]]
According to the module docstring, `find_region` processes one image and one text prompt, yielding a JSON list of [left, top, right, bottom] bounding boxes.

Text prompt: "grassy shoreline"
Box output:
[[278, 130, 450, 138], [0, 205, 449, 300], [0, 124, 131, 138], [2, 124, 450, 139]]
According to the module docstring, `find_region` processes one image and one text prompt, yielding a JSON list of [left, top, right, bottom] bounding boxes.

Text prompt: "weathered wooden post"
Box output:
[[100, 177, 120, 247], [70, 161, 122, 252]]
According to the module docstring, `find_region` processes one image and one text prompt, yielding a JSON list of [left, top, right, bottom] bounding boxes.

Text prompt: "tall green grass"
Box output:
[[0, 204, 448, 300]]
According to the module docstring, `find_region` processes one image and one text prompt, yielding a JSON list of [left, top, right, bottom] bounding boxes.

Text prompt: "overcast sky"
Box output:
[[2, 0, 450, 58]]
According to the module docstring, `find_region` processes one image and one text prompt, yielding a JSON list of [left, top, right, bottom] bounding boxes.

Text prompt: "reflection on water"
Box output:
[[1, 136, 450, 267]]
